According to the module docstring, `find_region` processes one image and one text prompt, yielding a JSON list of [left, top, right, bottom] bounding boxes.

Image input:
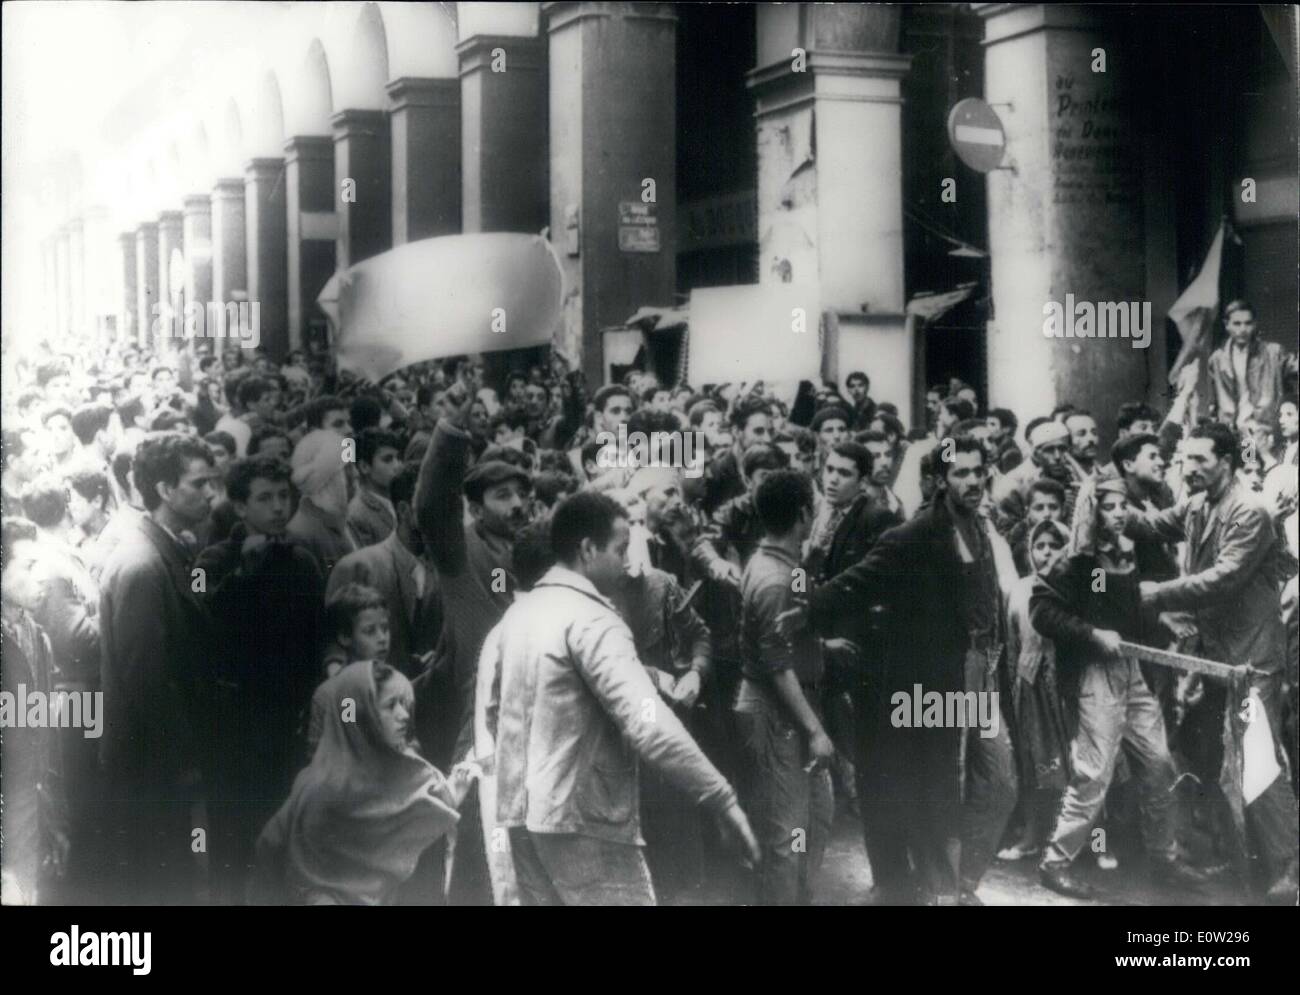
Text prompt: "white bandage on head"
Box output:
[[1028, 420, 1070, 450]]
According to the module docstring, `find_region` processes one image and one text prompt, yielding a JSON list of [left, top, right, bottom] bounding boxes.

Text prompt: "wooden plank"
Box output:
[[1117, 641, 1247, 682]]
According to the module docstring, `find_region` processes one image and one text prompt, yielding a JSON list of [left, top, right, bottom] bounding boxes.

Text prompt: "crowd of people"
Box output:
[[2, 297, 1297, 906]]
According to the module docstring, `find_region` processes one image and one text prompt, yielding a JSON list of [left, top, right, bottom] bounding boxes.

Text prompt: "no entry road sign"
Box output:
[[947, 98, 1006, 173]]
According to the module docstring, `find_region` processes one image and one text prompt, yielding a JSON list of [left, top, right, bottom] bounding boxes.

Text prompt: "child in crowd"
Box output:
[[308, 584, 392, 756], [252, 659, 475, 905], [999, 519, 1071, 861]]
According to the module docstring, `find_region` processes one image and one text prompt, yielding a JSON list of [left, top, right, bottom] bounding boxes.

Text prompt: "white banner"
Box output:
[[318, 233, 564, 382], [687, 283, 822, 385]]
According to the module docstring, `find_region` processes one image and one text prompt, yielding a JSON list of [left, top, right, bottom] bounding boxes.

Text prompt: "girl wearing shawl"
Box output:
[[251, 660, 471, 905], [997, 518, 1071, 861]]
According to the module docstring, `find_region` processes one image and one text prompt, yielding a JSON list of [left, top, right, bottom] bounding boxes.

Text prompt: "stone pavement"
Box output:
[[666, 807, 1250, 907]]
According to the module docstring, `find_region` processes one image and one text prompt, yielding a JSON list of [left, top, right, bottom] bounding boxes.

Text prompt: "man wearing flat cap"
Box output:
[[414, 386, 536, 903]]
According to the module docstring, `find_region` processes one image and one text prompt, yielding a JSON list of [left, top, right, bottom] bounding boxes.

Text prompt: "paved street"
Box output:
[[668, 807, 1251, 907]]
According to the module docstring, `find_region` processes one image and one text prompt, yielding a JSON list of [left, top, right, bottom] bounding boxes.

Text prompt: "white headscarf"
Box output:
[[292, 429, 349, 521]]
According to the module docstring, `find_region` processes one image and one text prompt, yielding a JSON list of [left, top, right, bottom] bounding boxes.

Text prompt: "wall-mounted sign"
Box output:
[[618, 200, 659, 253], [946, 98, 1006, 173]]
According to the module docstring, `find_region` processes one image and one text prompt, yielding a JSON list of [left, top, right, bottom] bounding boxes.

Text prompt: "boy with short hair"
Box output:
[[311, 583, 393, 754], [347, 428, 403, 549]]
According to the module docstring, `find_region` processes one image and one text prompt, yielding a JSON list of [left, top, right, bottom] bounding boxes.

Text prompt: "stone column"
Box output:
[[157, 210, 184, 342], [245, 158, 290, 358], [82, 208, 113, 343], [748, 4, 913, 412], [182, 196, 214, 312], [284, 136, 337, 353], [976, 3, 1150, 443], [68, 218, 86, 339], [458, 32, 548, 234], [332, 110, 392, 269], [118, 232, 139, 348], [211, 178, 247, 305], [388, 77, 461, 244], [544, 1, 675, 383], [54, 225, 71, 340], [135, 221, 160, 349], [41, 236, 57, 340]]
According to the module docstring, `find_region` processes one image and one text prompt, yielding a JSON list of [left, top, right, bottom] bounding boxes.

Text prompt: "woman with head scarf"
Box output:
[[250, 660, 473, 905], [998, 518, 1071, 862], [286, 428, 358, 575]]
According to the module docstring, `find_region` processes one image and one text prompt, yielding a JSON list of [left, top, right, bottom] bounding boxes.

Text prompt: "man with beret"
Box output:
[[414, 382, 535, 903]]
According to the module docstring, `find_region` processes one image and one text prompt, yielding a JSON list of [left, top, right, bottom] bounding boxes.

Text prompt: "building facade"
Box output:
[[15, 2, 1297, 434]]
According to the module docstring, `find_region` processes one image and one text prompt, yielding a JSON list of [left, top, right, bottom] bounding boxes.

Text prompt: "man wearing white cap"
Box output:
[[992, 418, 1079, 536]]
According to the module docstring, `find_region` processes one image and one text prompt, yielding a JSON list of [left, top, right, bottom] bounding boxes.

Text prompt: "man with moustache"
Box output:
[[894, 396, 973, 518], [1064, 411, 1101, 480], [194, 455, 327, 903], [993, 418, 1080, 535], [415, 385, 535, 903], [98, 433, 220, 904], [1131, 421, 1299, 903], [788, 438, 1018, 905]]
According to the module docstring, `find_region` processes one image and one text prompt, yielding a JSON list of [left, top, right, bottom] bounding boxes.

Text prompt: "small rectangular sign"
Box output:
[[618, 201, 656, 226], [619, 225, 660, 252]]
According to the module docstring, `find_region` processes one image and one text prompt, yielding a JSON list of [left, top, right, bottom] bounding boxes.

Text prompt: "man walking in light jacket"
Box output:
[[480, 491, 759, 905]]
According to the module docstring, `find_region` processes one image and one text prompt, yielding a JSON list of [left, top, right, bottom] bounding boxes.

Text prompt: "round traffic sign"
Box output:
[[947, 98, 1006, 173]]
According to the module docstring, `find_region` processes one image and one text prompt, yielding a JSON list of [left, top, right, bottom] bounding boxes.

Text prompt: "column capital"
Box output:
[[973, 3, 1107, 46], [135, 220, 159, 236], [331, 108, 389, 138], [245, 157, 284, 180], [212, 177, 245, 200], [183, 194, 212, 213], [386, 76, 459, 112], [747, 50, 912, 114], [158, 209, 183, 228], [542, 2, 676, 34], [456, 33, 544, 75], [283, 134, 334, 165], [118, 231, 137, 247]]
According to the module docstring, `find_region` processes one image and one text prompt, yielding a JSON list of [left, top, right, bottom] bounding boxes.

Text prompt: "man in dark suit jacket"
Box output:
[[810, 442, 903, 898], [1134, 422, 1299, 903], [194, 455, 326, 903], [98, 433, 220, 905], [797, 439, 1018, 905], [327, 463, 442, 681]]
